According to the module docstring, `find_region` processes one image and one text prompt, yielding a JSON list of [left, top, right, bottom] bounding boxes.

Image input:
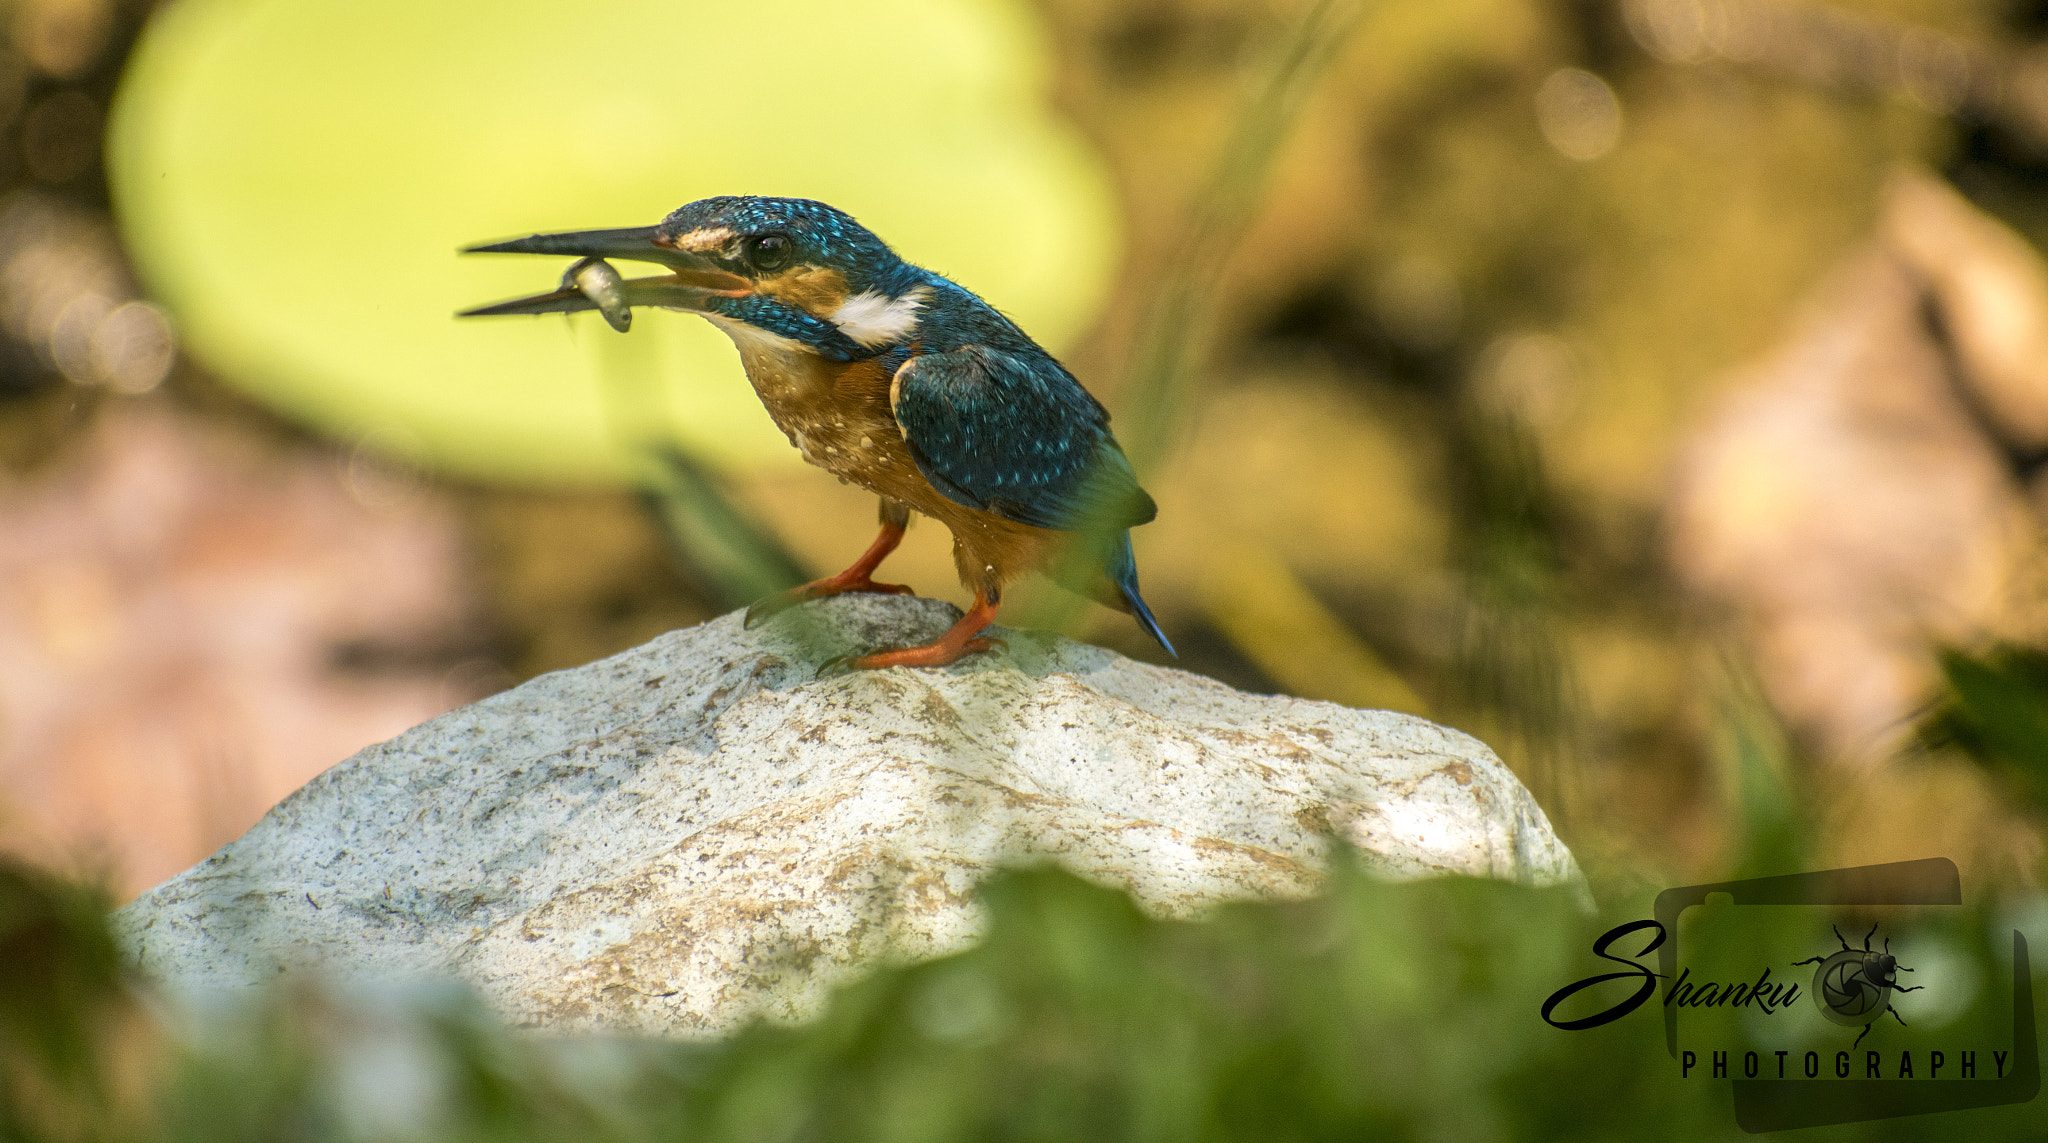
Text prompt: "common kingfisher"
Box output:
[[461, 195, 1171, 670]]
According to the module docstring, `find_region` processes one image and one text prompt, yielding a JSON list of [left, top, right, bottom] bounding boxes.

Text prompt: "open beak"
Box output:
[[457, 225, 751, 332]]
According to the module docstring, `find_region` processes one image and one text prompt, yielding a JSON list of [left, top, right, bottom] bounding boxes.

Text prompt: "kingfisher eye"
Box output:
[[746, 234, 793, 271]]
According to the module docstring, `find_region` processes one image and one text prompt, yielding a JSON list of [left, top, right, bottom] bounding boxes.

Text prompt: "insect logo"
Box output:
[[1794, 922, 1921, 1048]]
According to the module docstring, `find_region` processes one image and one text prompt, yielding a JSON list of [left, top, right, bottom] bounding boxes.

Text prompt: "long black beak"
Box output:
[[458, 225, 750, 330], [464, 225, 698, 268]]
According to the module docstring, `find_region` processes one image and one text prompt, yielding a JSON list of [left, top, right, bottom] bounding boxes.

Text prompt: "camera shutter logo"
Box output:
[[1794, 923, 1919, 1048]]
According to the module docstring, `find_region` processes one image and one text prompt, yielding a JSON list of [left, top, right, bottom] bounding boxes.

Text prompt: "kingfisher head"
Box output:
[[462, 195, 931, 360]]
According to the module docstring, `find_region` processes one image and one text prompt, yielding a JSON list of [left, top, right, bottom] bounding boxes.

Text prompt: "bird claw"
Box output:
[[817, 635, 1005, 674], [744, 591, 801, 630]]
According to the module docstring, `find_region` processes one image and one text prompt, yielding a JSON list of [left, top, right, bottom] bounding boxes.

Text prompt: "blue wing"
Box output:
[[890, 346, 1155, 533]]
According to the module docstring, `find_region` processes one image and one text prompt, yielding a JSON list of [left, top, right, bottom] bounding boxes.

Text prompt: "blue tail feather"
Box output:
[[1109, 532, 1175, 657]]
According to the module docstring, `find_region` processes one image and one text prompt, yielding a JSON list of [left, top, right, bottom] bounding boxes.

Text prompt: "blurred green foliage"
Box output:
[[1924, 646, 2048, 816], [634, 446, 808, 613], [6, 848, 2045, 1143], [1114, 0, 1366, 473], [0, 859, 124, 1140]]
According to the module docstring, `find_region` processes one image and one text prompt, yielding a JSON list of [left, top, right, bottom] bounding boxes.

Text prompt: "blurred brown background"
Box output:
[[5, 0, 2048, 903]]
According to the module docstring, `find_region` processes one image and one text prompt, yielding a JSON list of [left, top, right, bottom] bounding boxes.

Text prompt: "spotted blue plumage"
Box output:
[[891, 345, 1150, 531]]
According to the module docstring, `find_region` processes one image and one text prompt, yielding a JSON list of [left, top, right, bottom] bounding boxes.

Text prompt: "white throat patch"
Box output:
[[830, 286, 929, 348]]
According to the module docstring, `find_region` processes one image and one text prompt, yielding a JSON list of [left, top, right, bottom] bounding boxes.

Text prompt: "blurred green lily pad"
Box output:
[[108, 0, 1117, 483]]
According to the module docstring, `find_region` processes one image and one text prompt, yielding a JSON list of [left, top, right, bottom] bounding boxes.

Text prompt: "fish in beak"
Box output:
[[457, 225, 752, 332]]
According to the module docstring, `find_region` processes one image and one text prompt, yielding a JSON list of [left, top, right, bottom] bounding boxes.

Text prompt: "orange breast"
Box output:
[[731, 345, 1063, 596]]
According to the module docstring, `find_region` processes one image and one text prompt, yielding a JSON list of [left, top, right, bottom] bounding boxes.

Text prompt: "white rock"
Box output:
[[115, 594, 1579, 1036]]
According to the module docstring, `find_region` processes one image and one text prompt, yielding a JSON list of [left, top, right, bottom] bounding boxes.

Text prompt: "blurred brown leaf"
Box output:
[[1671, 169, 2048, 768], [0, 402, 487, 898]]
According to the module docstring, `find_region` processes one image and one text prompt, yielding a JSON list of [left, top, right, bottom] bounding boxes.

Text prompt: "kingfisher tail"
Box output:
[[1108, 531, 1174, 657]]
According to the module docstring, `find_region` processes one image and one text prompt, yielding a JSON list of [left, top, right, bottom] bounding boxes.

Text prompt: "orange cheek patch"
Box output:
[[759, 266, 849, 317]]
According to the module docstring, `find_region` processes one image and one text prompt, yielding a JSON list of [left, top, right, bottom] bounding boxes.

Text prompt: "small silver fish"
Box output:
[[564, 256, 632, 332]]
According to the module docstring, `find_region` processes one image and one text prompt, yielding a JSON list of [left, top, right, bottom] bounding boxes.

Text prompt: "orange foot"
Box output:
[[824, 591, 1004, 672], [746, 520, 915, 628]]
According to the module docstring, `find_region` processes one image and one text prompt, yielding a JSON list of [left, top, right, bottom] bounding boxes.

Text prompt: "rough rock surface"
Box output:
[[116, 594, 1578, 1037]]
